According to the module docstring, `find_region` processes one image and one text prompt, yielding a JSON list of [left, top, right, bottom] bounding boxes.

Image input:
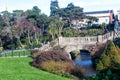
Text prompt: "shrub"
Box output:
[[40, 61, 74, 77], [40, 61, 83, 79], [0, 47, 3, 51], [32, 50, 83, 79], [71, 66, 84, 78], [30, 49, 41, 58], [88, 69, 119, 80], [32, 50, 73, 68], [51, 45, 65, 52], [96, 41, 120, 71]]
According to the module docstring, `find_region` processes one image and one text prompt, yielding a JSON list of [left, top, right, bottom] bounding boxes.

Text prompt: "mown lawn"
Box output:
[[0, 58, 71, 80]]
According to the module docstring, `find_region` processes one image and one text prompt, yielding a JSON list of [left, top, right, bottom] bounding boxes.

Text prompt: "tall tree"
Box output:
[[36, 13, 50, 33], [0, 15, 6, 28], [1, 11, 11, 27], [50, 0, 59, 16], [26, 6, 41, 26], [47, 17, 64, 40], [50, 2, 85, 27]]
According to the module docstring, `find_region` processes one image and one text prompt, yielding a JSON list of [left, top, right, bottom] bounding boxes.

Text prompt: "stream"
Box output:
[[74, 50, 97, 77]]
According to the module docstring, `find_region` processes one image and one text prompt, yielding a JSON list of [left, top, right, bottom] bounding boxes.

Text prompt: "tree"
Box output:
[[47, 17, 64, 40], [16, 20, 41, 48], [0, 15, 7, 28], [36, 13, 50, 33], [50, 0, 59, 16], [50, 2, 85, 27], [1, 11, 11, 27], [48, 21, 56, 40], [26, 6, 41, 25], [12, 10, 26, 25]]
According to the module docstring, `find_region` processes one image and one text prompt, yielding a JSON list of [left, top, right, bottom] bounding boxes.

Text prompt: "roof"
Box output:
[[85, 10, 113, 14]]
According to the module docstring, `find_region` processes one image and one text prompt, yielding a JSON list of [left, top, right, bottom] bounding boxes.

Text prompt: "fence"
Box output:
[[0, 49, 31, 58]]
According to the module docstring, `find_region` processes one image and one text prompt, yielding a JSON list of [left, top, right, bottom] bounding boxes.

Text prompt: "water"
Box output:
[[74, 51, 97, 77]]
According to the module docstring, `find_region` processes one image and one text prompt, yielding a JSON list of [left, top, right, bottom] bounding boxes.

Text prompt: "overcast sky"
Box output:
[[0, 0, 120, 16]]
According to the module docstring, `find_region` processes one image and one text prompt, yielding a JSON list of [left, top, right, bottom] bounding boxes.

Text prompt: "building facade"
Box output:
[[85, 10, 114, 24]]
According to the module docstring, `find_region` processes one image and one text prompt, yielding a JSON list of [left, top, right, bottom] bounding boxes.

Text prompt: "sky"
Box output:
[[0, 0, 120, 16]]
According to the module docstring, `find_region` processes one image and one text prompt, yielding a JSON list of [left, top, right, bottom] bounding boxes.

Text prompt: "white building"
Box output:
[[85, 10, 114, 24]]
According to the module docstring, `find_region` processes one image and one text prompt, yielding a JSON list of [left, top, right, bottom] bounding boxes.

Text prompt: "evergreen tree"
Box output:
[[50, 0, 59, 16]]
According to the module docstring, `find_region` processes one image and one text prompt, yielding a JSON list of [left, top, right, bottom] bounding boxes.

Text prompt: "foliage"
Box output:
[[101, 23, 107, 29], [62, 28, 104, 37], [31, 40, 42, 49], [50, 2, 85, 27], [62, 27, 79, 37], [88, 69, 119, 80], [96, 41, 120, 71], [32, 50, 72, 67], [0, 6, 50, 50], [70, 50, 80, 60], [0, 29, 20, 49], [0, 15, 7, 28], [0, 47, 3, 51], [0, 58, 70, 80], [40, 61, 75, 78], [80, 29, 105, 37], [114, 38, 120, 48], [87, 29, 104, 36], [30, 49, 41, 58], [40, 61, 83, 79], [50, 0, 59, 16], [51, 45, 66, 52], [47, 17, 64, 40], [32, 50, 83, 79]]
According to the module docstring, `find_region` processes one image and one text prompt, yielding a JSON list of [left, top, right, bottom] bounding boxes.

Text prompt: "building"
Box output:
[[85, 10, 114, 24], [117, 9, 120, 22]]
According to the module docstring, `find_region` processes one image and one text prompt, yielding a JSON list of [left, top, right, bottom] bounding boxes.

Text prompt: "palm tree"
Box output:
[[48, 18, 64, 40]]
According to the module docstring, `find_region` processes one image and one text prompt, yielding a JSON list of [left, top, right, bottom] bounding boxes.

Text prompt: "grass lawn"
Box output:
[[0, 57, 71, 80]]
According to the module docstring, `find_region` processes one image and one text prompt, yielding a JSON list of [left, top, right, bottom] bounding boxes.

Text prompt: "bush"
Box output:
[[32, 50, 73, 68], [96, 41, 120, 71], [40, 61, 83, 79], [30, 49, 41, 58], [0, 47, 3, 51], [40, 61, 74, 77], [88, 69, 119, 80], [32, 50, 83, 79]]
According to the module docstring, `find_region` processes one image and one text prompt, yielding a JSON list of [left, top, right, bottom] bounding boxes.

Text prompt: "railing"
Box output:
[[0, 49, 31, 58], [59, 31, 116, 46]]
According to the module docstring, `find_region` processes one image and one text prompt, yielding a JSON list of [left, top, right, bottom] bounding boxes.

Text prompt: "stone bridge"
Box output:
[[58, 31, 114, 53], [40, 31, 120, 53]]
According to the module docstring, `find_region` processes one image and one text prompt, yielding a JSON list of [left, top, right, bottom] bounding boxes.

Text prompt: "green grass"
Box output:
[[0, 58, 71, 80], [0, 50, 30, 57]]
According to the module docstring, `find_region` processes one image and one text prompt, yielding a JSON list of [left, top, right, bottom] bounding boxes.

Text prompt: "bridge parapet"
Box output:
[[40, 31, 119, 53], [58, 31, 115, 53]]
